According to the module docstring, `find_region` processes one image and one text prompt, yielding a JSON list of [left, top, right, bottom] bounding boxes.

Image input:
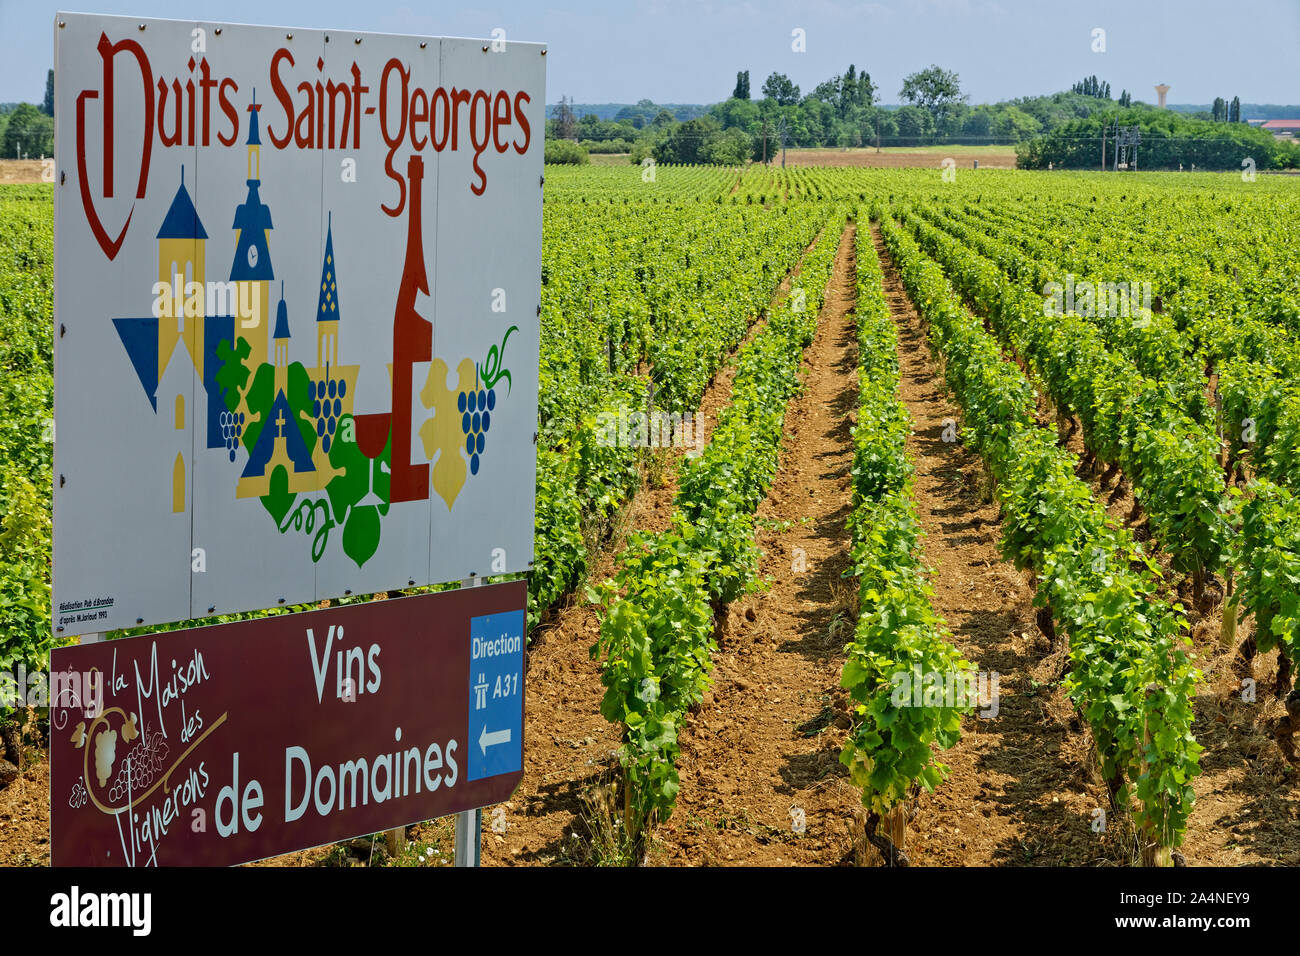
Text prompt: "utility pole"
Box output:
[[761, 118, 769, 165], [1101, 122, 1106, 172]]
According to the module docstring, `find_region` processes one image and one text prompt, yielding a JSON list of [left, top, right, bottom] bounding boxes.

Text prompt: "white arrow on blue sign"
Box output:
[[468, 609, 525, 781]]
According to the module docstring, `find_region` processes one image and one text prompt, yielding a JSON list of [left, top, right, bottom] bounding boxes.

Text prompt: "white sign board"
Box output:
[[52, 13, 545, 634]]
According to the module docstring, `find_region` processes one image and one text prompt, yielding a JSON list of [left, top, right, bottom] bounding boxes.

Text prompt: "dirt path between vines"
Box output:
[[915, 211, 1300, 866], [870, 224, 1124, 866], [650, 224, 861, 865], [1047, 380, 1298, 866], [479, 224, 826, 866]]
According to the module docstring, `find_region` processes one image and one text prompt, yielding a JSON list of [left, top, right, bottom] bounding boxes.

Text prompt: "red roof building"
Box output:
[[1261, 119, 1300, 137]]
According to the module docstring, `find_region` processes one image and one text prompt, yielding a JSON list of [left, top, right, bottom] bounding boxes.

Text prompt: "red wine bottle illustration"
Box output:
[[388, 154, 433, 504]]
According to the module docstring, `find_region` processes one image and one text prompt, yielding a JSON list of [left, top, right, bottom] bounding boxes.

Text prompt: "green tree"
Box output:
[[703, 127, 752, 165], [894, 104, 935, 141], [545, 139, 589, 164], [810, 76, 840, 108], [842, 65, 856, 110], [851, 65, 876, 107], [654, 117, 719, 164], [1230, 96, 1241, 123], [1, 103, 53, 158], [961, 104, 996, 137], [712, 96, 759, 131], [991, 105, 1041, 142], [43, 69, 54, 117], [578, 113, 602, 140], [554, 95, 578, 139], [732, 70, 750, 100], [615, 99, 659, 129], [899, 65, 967, 129], [761, 72, 800, 106]]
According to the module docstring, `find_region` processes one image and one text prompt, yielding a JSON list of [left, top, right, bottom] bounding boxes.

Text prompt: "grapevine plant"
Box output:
[[839, 220, 973, 854], [879, 211, 1201, 863], [591, 212, 846, 855]]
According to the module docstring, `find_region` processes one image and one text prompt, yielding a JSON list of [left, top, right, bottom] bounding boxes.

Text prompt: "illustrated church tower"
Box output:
[[318, 214, 339, 372], [157, 166, 207, 386], [306, 213, 359, 479], [230, 91, 274, 416], [237, 283, 316, 499], [273, 279, 291, 393], [155, 167, 209, 515]]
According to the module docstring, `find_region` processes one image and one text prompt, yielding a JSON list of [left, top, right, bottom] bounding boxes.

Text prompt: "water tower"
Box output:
[[1155, 84, 1170, 109]]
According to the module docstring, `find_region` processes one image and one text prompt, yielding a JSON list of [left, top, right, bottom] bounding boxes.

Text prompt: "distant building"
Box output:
[[1261, 119, 1300, 139]]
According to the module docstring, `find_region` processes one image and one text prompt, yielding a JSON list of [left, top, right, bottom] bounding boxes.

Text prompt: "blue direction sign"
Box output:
[[468, 609, 525, 781]]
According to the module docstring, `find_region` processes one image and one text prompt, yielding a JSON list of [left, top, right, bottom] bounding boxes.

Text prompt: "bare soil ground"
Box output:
[[916, 219, 1300, 866], [870, 226, 1128, 865], [7, 191, 1292, 869], [0, 216, 827, 871], [651, 225, 863, 865], [476, 226, 827, 865], [780, 147, 1017, 169], [0, 752, 49, 866], [1053, 405, 1300, 866], [0, 160, 47, 184]]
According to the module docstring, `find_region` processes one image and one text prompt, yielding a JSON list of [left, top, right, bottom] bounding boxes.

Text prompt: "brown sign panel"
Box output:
[[50, 581, 526, 866]]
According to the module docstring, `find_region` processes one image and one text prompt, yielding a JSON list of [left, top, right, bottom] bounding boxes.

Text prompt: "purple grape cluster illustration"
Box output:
[[458, 386, 495, 476], [310, 375, 347, 453], [106, 730, 170, 804], [219, 410, 245, 462]]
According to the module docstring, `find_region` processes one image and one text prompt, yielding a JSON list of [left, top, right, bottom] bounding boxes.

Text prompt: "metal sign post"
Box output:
[[455, 808, 482, 867], [456, 575, 482, 867]]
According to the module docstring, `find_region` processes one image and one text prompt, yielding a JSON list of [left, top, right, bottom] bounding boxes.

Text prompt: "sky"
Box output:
[[2, 0, 1298, 107]]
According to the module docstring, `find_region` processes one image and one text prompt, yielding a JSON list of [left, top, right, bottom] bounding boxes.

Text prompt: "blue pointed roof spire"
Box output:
[[230, 136, 274, 280], [316, 212, 339, 323], [157, 165, 208, 239], [247, 88, 261, 147], [273, 279, 290, 340]]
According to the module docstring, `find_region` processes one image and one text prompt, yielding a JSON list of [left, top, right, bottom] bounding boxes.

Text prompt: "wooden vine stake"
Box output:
[[863, 809, 910, 866], [884, 804, 907, 857], [1139, 685, 1173, 867], [1220, 594, 1240, 649]]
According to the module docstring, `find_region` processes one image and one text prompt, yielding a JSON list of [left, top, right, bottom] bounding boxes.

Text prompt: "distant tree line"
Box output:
[[1016, 107, 1299, 170], [0, 69, 54, 159], [1072, 75, 1111, 99], [543, 66, 1238, 166], [1210, 96, 1242, 123]]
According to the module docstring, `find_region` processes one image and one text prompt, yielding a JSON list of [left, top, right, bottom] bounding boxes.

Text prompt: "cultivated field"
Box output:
[[3, 164, 1299, 867], [0, 161, 48, 185]]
